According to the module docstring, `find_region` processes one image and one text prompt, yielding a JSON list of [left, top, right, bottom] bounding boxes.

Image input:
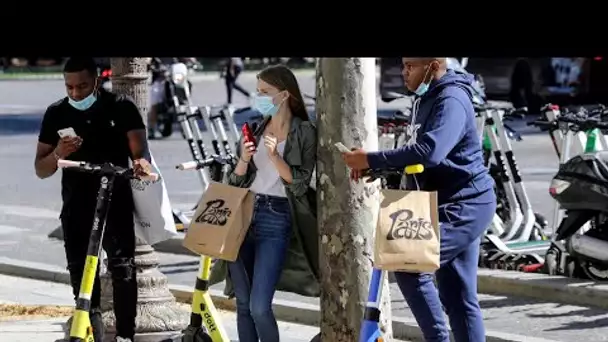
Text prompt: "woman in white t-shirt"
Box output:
[[226, 64, 317, 342]]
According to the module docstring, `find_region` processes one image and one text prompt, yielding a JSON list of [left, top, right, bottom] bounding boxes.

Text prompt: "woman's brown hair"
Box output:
[[257, 65, 310, 122]]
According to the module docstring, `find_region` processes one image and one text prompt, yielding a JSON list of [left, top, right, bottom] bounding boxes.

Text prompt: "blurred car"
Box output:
[[464, 57, 608, 107]]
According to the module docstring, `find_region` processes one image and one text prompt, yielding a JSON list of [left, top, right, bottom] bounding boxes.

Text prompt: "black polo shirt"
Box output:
[[38, 90, 146, 219]]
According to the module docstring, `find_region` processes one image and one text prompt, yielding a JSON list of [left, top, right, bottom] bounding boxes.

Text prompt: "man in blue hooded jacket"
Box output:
[[343, 57, 496, 342]]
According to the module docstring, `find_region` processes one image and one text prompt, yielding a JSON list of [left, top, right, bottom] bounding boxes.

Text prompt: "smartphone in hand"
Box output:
[[242, 123, 256, 146], [57, 127, 77, 138], [334, 142, 351, 153]]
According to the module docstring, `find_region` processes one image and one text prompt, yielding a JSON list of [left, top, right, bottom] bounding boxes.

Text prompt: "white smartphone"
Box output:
[[57, 127, 77, 138], [334, 142, 351, 153]]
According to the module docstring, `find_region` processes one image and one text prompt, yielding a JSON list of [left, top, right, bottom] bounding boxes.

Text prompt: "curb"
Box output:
[[0, 257, 561, 342], [477, 268, 608, 309], [47, 227, 608, 310], [48, 226, 197, 256]]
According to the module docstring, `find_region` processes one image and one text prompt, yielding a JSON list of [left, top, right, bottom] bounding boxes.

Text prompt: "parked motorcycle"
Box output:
[[99, 68, 112, 92], [152, 62, 194, 138], [545, 111, 608, 280]]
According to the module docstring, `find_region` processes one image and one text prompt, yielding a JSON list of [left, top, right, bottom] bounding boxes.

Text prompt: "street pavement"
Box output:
[[0, 274, 325, 342], [0, 71, 593, 341]]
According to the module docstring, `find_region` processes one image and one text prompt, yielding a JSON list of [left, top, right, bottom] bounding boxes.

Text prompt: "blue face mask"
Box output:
[[68, 92, 97, 111], [414, 65, 433, 96], [253, 93, 281, 116]]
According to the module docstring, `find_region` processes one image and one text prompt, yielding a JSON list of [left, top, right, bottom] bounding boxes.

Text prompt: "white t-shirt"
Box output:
[[249, 138, 287, 197]]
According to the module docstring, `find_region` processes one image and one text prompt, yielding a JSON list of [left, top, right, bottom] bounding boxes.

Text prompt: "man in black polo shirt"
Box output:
[[34, 57, 151, 342]]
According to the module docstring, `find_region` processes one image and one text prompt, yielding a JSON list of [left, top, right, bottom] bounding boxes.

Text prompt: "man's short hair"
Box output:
[[63, 57, 98, 77]]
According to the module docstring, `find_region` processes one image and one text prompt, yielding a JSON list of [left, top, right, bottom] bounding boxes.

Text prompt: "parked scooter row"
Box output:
[[171, 102, 242, 231], [480, 103, 608, 277]]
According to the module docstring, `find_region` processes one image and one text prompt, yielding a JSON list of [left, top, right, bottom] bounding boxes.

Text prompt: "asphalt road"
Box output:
[[1, 72, 603, 341]]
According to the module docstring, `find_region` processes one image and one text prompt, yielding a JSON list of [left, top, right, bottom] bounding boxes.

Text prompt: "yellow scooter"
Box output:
[[57, 159, 158, 342], [181, 256, 229, 342], [177, 159, 230, 342]]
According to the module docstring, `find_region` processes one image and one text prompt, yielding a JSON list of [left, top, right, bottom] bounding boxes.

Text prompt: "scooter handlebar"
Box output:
[[176, 156, 230, 171], [57, 159, 159, 182], [528, 120, 555, 128], [361, 164, 425, 180], [556, 115, 608, 131], [176, 161, 198, 170], [57, 159, 83, 168]]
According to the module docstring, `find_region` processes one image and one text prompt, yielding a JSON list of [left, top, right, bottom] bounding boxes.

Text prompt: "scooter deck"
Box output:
[[505, 240, 551, 250], [173, 209, 196, 232], [484, 235, 551, 254]]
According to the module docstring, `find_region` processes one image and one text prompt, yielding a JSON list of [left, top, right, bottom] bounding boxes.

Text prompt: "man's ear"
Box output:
[[431, 61, 440, 72]]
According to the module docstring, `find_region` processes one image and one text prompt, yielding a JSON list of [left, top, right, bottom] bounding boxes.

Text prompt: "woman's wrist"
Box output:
[[268, 153, 280, 163]]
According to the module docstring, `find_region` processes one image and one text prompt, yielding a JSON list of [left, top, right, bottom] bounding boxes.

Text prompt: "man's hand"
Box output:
[[342, 148, 369, 169], [55, 136, 82, 159], [342, 149, 370, 182], [133, 158, 152, 178]]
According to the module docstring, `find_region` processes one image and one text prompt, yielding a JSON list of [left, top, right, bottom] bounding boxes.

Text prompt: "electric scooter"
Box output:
[[202, 105, 238, 167], [175, 159, 231, 342], [359, 164, 424, 342], [478, 105, 552, 269], [57, 159, 158, 342], [493, 107, 547, 243], [172, 107, 215, 231]]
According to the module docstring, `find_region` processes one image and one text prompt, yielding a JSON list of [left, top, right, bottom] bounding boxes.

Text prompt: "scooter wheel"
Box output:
[[194, 330, 213, 342], [182, 327, 212, 342], [580, 260, 608, 281]]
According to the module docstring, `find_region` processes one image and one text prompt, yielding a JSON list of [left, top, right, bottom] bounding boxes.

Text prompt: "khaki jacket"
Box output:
[[209, 115, 320, 298]]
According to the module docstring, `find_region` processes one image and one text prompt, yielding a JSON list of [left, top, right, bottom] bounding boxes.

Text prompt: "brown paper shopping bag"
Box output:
[[374, 189, 440, 273], [183, 182, 255, 261]]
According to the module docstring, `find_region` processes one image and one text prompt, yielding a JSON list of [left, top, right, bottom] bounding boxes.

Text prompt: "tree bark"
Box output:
[[99, 57, 188, 341], [316, 58, 393, 341]]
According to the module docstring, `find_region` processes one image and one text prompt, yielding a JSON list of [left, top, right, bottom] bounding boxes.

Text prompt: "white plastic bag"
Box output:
[[130, 153, 177, 245]]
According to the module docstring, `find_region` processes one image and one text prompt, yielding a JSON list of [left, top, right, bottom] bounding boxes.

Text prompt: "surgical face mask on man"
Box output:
[[252, 92, 286, 116], [68, 81, 98, 111], [414, 64, 433, 97], [69, 92, 97, 111]]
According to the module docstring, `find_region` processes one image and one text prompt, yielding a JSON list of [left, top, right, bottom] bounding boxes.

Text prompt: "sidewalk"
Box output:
[[0, 69, 318, 82], [0, 274, 328, 342]]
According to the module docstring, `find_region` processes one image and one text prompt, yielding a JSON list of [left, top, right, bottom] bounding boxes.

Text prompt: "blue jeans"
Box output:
[[228, 194, 292, 342], [393, 197, 496, 342]]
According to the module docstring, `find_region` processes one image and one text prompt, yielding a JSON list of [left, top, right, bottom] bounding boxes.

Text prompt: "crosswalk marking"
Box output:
[[0, 205, 59, 220], [0, 225, 28, 235]]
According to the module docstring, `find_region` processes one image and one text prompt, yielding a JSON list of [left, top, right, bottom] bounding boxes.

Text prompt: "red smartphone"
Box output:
[[242, 123, 256, 147]]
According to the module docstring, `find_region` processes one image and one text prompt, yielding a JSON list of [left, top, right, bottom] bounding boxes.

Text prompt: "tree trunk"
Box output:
[[316, 58, 393, 341], [100, 57, 188, 341]]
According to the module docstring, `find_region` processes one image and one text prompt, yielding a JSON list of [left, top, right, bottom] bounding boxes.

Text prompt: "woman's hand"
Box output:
[[264, 135, 279, 157], [240, 140, 256, 163]]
